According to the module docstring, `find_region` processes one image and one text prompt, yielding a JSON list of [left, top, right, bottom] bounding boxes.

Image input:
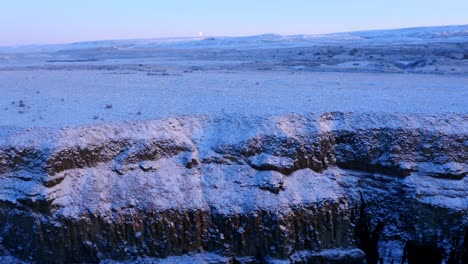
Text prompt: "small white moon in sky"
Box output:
[[198, 32, 204, 37]]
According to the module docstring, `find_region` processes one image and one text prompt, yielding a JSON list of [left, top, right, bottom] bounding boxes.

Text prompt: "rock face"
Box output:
[[0, 112, 466, 263]]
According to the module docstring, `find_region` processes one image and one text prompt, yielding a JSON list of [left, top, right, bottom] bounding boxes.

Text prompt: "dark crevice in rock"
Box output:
[[354, 194, 384, 264], [425, 172, 466, 180], [401, 239, 445, 264], [43, 174, 66, 188]]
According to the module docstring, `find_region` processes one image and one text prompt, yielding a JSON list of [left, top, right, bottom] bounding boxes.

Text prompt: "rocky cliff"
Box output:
[[0, 112, 466, 263]]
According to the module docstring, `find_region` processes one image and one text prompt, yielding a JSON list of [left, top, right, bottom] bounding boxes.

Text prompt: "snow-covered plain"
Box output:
[[1, 70, 467, 128], [1, 25, 467, 129], [0, 25, 467, 263]]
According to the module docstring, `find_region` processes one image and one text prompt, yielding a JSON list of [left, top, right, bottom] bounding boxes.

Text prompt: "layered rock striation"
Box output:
[[0, 112, 466, 263]]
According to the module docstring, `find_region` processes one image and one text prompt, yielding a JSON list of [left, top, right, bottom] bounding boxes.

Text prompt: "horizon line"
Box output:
[[1, 23, 466, 49]]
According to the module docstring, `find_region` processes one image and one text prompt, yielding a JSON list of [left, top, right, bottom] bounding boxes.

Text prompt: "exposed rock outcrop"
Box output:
[[0, 112, 466, 263]]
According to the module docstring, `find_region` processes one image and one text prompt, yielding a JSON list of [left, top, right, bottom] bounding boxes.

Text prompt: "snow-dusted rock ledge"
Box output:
[[0, 112, 466, 263]]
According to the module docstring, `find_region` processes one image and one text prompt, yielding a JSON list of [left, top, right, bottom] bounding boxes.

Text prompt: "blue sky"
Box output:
[[1, 0, 467, 45]]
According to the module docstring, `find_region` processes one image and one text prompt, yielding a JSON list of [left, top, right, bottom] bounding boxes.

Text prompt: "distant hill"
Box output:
[[1, 24, 467, 53]]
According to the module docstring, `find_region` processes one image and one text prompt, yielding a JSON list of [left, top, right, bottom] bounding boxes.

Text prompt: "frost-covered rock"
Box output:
[[247, 153, 295, 174], [290, 248, 366, 264], [255, 171, 285, 193], [0, 112, 466, 263]]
